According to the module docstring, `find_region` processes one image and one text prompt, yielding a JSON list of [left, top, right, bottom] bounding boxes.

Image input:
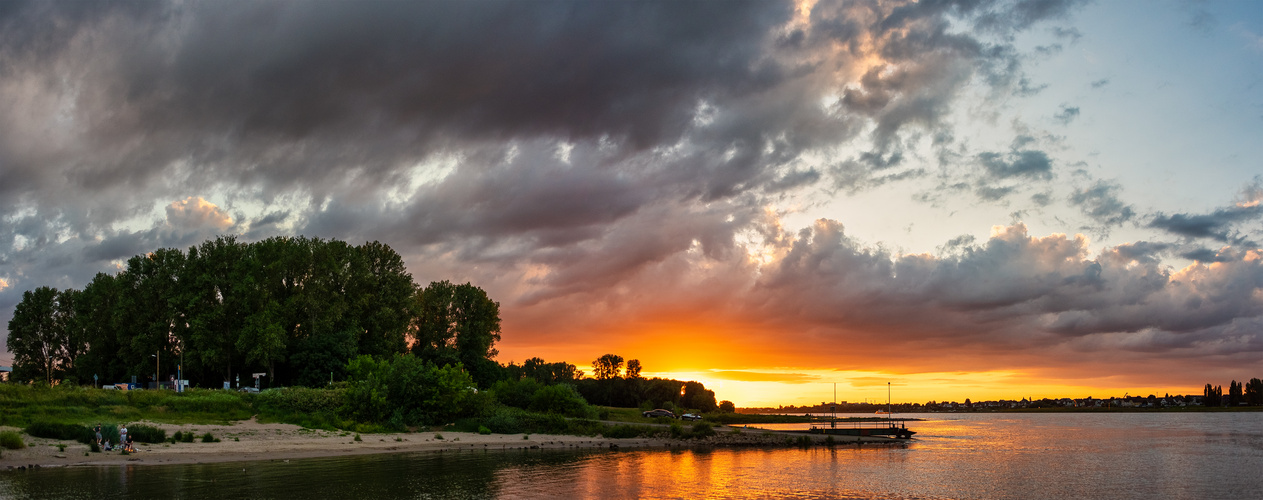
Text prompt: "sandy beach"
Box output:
[[0, 418, 897, 469]]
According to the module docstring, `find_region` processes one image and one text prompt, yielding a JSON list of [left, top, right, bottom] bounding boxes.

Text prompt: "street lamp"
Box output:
[[151, 352, 159, 389]]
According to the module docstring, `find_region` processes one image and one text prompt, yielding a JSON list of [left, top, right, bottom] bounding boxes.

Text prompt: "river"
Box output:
[[2, 412, 1260, 499]]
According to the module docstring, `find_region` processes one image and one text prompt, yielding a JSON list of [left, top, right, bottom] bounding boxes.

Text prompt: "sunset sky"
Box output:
[[3, 0, 1263, 406]]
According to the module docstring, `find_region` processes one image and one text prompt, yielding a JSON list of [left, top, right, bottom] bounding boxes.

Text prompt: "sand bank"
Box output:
[[0, 418, 899, 469]]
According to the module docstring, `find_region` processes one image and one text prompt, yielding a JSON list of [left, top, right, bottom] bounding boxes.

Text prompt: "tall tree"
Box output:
[[70, 273, 126, 384], [1229, 380, 1243, 406], [7, 286, 64, 384], [353, 241, 415, 357], [592, 354, 624, 380], [117, 248, 187, 384], [1247, 378, 1263, 406], [625, 359, 643, 379], [183, 236, 251, 386], [54, 288, 88, 384], [411, 281, 502, 387]]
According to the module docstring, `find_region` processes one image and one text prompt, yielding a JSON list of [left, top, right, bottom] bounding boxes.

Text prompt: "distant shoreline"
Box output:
[[742, 407, 1263, 414], [0, 418, 899, 469]]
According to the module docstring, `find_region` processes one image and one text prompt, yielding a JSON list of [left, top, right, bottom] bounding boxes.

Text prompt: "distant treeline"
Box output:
[[1203, 379, 1263, 407], [5, 235, 718, 415]]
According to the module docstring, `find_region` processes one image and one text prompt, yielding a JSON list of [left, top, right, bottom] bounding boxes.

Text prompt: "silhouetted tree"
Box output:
[[1204, 384, 1223, 407], [1246, 378, 1263, 406], [1228, 380, 1243, 406], [410, 280, 502, 388], [625, 359, 643, 379], [592, 354, 624, 380]]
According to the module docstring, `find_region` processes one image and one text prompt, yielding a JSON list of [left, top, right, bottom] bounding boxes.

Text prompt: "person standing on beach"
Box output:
[[119, 425, 127, 448], [94, 424, 102, 446]]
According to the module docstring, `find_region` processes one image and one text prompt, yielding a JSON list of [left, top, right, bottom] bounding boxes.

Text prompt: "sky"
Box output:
[[2, 0, 1262, 406]]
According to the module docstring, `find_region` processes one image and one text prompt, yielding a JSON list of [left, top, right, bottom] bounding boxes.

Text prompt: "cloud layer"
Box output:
[[2, 0, 1261, 392]]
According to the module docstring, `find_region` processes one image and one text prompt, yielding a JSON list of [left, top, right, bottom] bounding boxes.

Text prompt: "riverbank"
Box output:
[[0, 418, 900, 469]]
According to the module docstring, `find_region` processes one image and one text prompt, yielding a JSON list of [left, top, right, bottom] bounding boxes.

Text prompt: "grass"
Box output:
[[128, 424, 167, 443], [1, 431, 26, 450], [0, 385, 252, 428], [24, 421, 95, 443]]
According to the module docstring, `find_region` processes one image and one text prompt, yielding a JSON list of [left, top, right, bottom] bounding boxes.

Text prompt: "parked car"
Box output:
[[680, 413, 703, 421], [642, 409, 675, 418], [238, 387, 260, 393]]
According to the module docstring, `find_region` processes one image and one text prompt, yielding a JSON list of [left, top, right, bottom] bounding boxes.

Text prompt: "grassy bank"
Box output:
[[0, 384, 254, 427], [0, 385, 732, 443]]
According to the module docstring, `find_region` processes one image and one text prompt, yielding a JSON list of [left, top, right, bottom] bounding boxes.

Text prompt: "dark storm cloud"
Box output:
[[0, 0, 1126, 365]]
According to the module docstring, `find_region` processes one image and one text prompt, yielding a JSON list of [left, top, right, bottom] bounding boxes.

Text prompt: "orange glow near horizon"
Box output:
[[496, 317, 1211, 409]]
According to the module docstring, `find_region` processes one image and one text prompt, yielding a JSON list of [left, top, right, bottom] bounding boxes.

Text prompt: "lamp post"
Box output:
[[151, 352, 159, 389]]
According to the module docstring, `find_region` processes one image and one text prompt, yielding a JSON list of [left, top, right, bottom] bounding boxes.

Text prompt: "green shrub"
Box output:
[[182, 432, 196, 443], [478, 426, 491, 435], [99, 424, 120, 444], [1, 431, 26, 450], [90, 442, 101, 453], [343, 355, 477, 427], [528, 384, 595, 418], [691, 423, 715, 438], [354, 434, 362, 441], [25, 421, 95, 443], [490, 378, 542, 409], [200, 432, 216, 443], [128, 424, 166, 444], [254, 387, 345, 415]]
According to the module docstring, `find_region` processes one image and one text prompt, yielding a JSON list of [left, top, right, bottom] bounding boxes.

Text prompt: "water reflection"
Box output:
[[3, 413, 1263, 499]]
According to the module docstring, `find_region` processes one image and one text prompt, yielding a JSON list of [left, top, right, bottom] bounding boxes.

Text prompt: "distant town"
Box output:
[[742, 381, 1263, 413]]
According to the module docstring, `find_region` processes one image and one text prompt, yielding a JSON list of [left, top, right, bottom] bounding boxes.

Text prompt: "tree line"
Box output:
[[5, 235, 718, 414], [5, 236, 501, 389], [1203, 379, 1263, 407]]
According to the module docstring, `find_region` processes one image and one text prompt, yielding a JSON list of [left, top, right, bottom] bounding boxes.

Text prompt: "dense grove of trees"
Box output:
[[5, 236, 500, 389], [1204, 379, 1263, 407], [6, 236, 720, 422], [575, 353, 717, 412]]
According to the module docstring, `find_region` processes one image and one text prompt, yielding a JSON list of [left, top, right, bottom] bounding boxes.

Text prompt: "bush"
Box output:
[[25, 421, 94, 444], [0, 431, 26, 450], [254, 387, 345, 415], [529, 384, 595, 418], [491, 378, 542, 409], [201, 432, 217, 443], [128, 424, 166, 444], [478, 426, 491, 435], [344, 355, 477, 427], [690, 422, 715, 438]]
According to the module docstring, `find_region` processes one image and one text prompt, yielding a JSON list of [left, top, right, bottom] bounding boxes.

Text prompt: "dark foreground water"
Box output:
[[2, 412, 1261, 499]]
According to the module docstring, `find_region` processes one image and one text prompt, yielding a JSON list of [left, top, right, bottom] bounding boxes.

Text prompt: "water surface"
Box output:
[[2, 412, 1260, 499]]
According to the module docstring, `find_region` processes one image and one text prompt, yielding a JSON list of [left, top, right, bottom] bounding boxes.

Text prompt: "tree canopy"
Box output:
[[5, 236, 500, 390]]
